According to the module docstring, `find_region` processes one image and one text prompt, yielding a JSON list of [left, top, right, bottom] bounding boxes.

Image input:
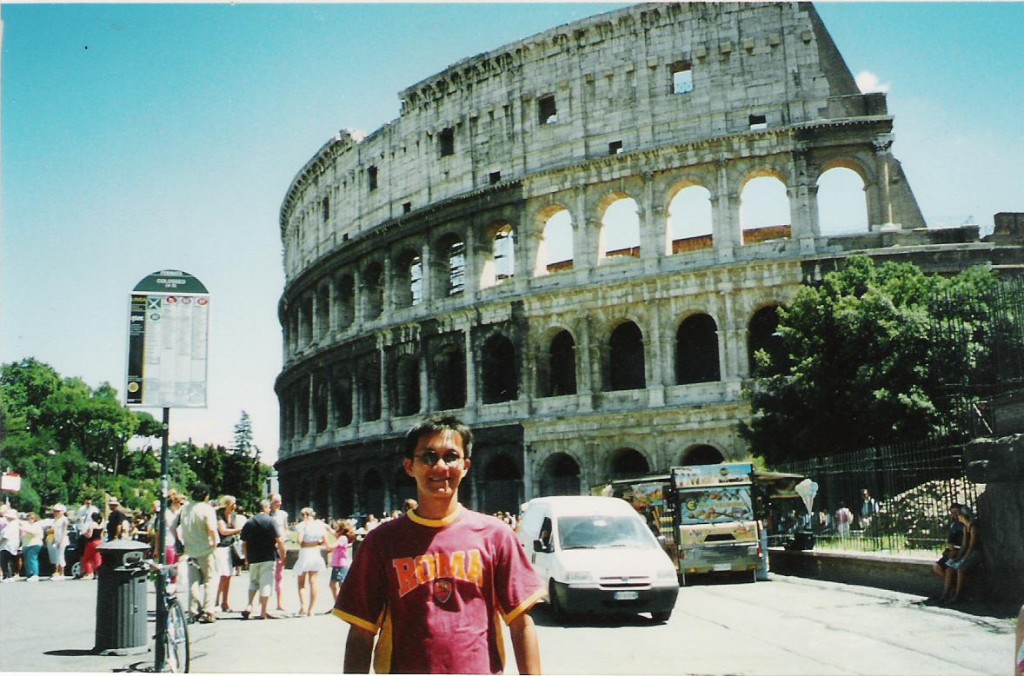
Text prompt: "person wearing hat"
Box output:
[[0, 508, 22, 581], [106, 497, 128, 542], [47, 504, 70, 579]]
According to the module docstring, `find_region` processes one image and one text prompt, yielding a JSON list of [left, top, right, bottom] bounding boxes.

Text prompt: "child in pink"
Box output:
[[328, 520, 355, 605]]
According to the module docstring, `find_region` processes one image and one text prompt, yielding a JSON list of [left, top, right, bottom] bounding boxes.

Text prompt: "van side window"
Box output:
[[539, 517, 553, 548]]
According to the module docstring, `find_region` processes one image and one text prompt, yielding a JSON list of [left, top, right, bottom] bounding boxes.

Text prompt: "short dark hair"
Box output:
[[403, 415, 474, 459], [192, 483, 211, 501]]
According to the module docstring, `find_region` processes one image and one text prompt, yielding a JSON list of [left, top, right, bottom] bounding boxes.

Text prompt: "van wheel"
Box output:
[[651, 610, 672, 623], [547, 580, 565, 619]]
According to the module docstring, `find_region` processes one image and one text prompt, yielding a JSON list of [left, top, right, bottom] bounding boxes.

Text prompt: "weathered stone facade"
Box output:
[[274, 3, 1024, 519]]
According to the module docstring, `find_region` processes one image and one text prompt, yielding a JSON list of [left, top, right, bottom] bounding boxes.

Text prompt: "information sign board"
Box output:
[[125, 270, 209, 408]]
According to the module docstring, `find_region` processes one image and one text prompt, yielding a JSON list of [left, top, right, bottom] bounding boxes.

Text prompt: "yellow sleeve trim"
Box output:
[[333, 608, 379, 634], [502, 588, 546, 625]]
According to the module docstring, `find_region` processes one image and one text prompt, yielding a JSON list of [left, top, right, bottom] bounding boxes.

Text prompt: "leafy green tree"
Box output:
[[742, 257, 999, 463]]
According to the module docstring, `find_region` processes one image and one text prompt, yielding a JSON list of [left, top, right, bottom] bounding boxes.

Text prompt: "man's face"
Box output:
[[950, 507, 960, 521], [403, 430, 471, 500]]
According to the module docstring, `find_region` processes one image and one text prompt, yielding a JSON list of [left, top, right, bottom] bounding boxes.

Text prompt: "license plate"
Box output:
[[614, 591, 639, 600], [713, 563, 732, 572]]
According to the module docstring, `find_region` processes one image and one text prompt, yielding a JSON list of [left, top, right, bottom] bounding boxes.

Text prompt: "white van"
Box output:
[[518, 495, 679, 622]]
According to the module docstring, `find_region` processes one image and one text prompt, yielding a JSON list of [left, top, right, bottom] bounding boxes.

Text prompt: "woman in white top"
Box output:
[[47, 504, 70, 579], [293, 507, 329, 617]]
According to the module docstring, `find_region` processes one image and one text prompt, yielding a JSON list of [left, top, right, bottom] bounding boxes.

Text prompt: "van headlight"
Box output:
[[656, 569, 678, 582], [565, 570, 593, 583]]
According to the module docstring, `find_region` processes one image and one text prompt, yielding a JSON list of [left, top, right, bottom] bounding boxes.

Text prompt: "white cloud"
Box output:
[[856, 70, 891, 94]]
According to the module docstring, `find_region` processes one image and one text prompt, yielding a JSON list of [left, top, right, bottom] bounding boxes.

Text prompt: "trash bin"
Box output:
[[94, 539, 150, 656]]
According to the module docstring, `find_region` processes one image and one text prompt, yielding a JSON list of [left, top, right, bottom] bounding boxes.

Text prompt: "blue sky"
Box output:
[[3, 2, 1022, 463]]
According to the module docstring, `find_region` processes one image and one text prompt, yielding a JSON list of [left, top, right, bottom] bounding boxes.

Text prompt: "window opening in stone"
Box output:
[[668, 185, 713, 255], [481, 334, 518, 404], [539, 453, 581, 496], [393, 354, 421, 417], [492, 226, 515, 285], [439, 127, 455, 157], [336, 275, 354, 330], [817, 166, 868, 235], [367, 165, 378, 191], [672, 64, 694, 94], [296, 389, 309, 437], [334, 474, 355, 516], [321, 196, 330, 223], [409, 256, 423, 306], [548, 330, 577, 396], [608, 448, 650, 480], [403, 202, 412, 214], [480, 454, 521, 514], [599, 197, 641, 261], [446, 238, 466, 296], [675, 314, 720, 384], [364, 262, 384, 319], [362, 470, 385, 518], [537, 209, 574, 275], [358, 358, 381, 421], [314, 380, 329, 434], [434, 344, 466, 410], [681, 444, 724, 465], [748, 114, 768, 130], [609, 140, 623, 155], [301, 296, 314, 346], [538, 94, 557, 125], [748, 305, 788, 377], [740, 176, 791, 245], [394, 252, 422, 308], [608, 321, 646, 391], [489, 171, 502, 185], [333, 375, 353, 428], [317, 286, 330, 339]]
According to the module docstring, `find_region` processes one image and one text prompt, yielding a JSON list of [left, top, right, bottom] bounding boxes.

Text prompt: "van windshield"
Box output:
[[556, 515, 658, 550]]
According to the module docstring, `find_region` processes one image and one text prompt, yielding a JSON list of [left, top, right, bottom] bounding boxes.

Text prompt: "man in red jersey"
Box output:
[[334, 415, 544, 674]]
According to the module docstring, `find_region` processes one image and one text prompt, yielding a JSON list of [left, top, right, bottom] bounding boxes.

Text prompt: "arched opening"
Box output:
[[392, 466, 417, 513], [608, 321, 646, 391], [481, 453, 522, 514], [548, 330, 577, 396], [363, 469, 385, 519], [434, 343, 466, 410], [332, 370, 353, 428], [680, 445, 724, 465], [336, 274, 355, 330], [608, 448, 651, 480], [295, 386, 309, 437], [600, 196, 641, 260], [675, 314, 720, 384], [393, 249, 422, 308], [313, 474, 330, 518], [392, 353, 421, 417], [668, 185, 713, 254], [481, 334, 518, 404], [436, 234, 466, 297], [357, 356, 381, 421], [748, 305, 788, 376], [333, 473, 355, 518], [363, 262, 384, 319], [301, 296, 313, 346], [317, 286, 330, 339], [537, 209, 574, 275], [817, 166, 869, 235], [740, 176, 791, 244], [538, 453, 581, 497], [314, 379, 329, 433], [483, 224, 515, 288]]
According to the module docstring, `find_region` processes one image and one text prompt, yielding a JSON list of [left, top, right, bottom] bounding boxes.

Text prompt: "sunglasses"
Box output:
[[414, 451, 465, 468]]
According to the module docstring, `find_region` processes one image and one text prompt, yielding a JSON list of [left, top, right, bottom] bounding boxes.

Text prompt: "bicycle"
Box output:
[[124, 553, 190, 673]]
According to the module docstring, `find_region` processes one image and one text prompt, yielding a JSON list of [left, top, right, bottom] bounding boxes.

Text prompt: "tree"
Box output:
[[742, 257, 999, 464]]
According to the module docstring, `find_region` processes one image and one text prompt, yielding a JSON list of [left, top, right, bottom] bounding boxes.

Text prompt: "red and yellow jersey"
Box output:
[[334, 506, 544, 674]]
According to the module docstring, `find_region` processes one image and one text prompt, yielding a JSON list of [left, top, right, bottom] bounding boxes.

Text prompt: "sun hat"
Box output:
[[52, 503, 67, 512], [108, 497, 120, 506]]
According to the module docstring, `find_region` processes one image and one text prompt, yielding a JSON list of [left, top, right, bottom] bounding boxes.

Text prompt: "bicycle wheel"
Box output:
[[164, 598, 191, 673]]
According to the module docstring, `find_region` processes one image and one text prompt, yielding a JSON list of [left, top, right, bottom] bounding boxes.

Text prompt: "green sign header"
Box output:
[[132, 270, 209, 295]]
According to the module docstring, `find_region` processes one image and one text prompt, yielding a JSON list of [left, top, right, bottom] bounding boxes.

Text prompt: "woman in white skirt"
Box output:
[[293, 507, 329, 617]]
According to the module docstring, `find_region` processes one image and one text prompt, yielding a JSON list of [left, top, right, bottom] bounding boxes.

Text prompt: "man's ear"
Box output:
[[403, 457, 415, 477], [461, 458, 472, 475]]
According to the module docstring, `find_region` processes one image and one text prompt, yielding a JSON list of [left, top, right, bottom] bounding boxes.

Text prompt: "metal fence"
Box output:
[[771, 437, 981, 554]]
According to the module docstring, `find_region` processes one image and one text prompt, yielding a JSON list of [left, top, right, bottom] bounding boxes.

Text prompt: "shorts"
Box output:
[[248, 560, 276, 598], [950, 550, 982, 573], [330, 565, 350, 584]]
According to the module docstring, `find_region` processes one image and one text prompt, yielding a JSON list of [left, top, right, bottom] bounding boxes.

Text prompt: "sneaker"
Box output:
[[51, 574, 65, 581], [26, 576, 39, 582]]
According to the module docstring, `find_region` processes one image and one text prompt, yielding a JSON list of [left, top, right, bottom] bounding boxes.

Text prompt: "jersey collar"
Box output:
[[407, 504, 463, 528]]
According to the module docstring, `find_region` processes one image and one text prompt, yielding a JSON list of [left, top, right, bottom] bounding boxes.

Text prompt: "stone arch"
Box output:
[[332, 367, 353, 428], [300, 295, 313, 346], [316, 285, 331, 339], [598, 193, 641, 261], [817, 165, 869, 236], [363, 261, 384, 319], [295, 382, 310, 437], [334, 472, 355, 518], [336, 273, 355, 330], [607, 447, 651, 480], [435, 232, 466, 297], [393, 247, 423, 308], [357, 355, 381, 421], [481, 223, 516, 288], [739, 172, 791, 245], [480, 453, 522, 514], [481, 333, 518, 404], [313, 377, 329, 433], [433, 343, 466, 410], [391, 352, 421, 417], [540, 328, 577, 397], [667, 182, 714, 255], [537, 452, 581, 496], [313, 473, 330, 518], [680, 444, 725, 465], [536, 206, 574, 276], [675, 313, 720, 384], [608, 320, 646, 391], [362, 469, 386, 518], [748, 304, 788, 376]]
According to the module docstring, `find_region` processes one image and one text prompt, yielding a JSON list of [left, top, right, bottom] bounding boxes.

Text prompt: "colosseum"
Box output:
[[274, 2, 1022, 519]]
